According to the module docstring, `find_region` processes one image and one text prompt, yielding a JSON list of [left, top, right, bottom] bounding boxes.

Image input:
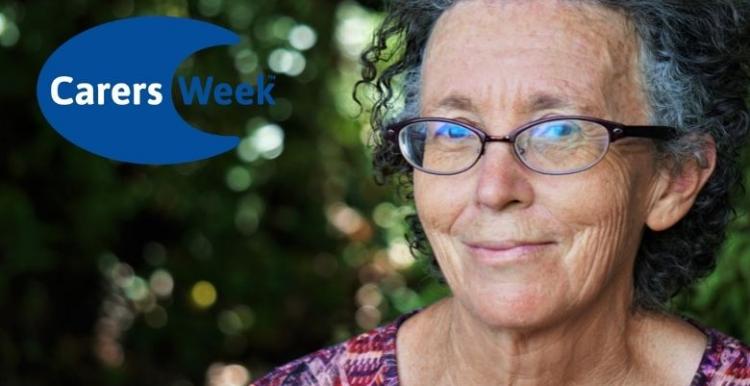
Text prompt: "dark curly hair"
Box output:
[[353, 0, 750, 311]]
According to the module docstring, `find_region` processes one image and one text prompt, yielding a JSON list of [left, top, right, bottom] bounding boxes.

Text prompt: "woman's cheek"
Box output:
[[414, 172, 469, 233], [545, 156, 646, 292]]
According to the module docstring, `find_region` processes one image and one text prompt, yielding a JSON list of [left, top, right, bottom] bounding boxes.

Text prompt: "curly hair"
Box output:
[[353, 0, 750, 311]]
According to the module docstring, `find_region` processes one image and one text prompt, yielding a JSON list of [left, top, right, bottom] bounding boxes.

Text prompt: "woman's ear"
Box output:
[[646, 135, 717, 232]]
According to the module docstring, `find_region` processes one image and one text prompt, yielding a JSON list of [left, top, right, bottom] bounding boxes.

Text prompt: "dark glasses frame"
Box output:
[[385, 115, 679, 175]]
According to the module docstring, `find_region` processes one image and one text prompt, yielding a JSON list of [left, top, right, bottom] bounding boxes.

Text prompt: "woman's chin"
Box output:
[[461, 286, 565, 330]]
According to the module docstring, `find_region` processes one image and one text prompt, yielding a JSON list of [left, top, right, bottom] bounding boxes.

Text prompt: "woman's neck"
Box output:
[[396, 286, 706, 386], [444, 296, 639, 385]]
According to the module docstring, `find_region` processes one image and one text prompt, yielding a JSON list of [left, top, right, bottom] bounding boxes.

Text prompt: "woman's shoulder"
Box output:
[[685, 317, 750, 385], [251, 310, 420, 386]]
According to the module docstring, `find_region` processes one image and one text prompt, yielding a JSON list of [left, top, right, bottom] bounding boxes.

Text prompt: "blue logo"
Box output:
[[36, 16, 275, 165]]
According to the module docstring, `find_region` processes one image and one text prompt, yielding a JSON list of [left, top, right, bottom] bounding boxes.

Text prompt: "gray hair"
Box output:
[[354, 0, 750, 311]]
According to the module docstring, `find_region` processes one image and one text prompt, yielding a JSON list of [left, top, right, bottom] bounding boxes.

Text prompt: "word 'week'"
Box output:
[[50, 74, 275, 106]]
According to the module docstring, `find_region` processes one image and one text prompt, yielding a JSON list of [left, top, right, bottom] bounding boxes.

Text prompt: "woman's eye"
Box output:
[[533, 121, 580, 139], [435, 124, 472, 139]]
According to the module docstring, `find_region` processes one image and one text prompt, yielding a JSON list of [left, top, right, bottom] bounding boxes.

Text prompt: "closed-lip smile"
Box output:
[[463, 240, 555, 265]]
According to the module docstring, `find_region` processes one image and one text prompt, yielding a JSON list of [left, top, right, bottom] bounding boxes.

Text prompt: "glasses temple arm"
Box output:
[[618, 125, 678, 141]]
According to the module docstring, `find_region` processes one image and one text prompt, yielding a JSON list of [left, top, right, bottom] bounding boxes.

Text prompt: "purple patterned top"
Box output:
[[251, 309, 750, 386]]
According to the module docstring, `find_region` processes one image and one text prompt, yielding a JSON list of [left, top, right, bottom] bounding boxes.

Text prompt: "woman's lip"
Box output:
[[464, 241, 555, 265]]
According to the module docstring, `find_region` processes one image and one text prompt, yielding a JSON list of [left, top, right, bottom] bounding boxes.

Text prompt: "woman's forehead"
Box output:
[[420, 0, 643, 117]]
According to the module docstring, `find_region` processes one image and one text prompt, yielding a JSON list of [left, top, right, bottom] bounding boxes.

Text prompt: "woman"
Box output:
[[253, 1, 750, 385]]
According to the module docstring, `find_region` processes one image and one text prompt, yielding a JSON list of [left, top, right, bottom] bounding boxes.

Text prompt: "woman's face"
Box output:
[[415, 0, 663, 328]]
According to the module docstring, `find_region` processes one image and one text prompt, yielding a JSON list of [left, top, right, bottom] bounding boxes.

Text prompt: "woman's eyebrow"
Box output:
[[430, 92, 582, 115], [432, 94, 476, 112], [526, 92, 577, 112]]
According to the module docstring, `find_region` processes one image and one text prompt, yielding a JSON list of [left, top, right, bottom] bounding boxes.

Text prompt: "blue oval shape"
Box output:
[[36, 16, 241, 165]]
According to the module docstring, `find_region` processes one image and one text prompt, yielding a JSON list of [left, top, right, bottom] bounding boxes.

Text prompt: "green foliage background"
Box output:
[[0, 0, 747, 385]]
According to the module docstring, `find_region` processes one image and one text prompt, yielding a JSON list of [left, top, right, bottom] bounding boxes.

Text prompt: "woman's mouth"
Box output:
[[463, 240, 556, 266]]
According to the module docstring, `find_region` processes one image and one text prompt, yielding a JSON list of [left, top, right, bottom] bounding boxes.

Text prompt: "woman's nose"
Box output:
[[474, 141, 535, 211]]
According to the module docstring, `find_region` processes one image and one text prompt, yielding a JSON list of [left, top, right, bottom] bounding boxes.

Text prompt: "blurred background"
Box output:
[[0, 0, 748, 385]]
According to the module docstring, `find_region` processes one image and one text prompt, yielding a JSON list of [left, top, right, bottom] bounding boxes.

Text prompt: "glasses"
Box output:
[[385, 115, 678, 175]]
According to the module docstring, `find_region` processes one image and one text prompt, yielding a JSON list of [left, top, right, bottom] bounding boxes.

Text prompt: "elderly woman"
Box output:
[[254, 0, 750, 385]]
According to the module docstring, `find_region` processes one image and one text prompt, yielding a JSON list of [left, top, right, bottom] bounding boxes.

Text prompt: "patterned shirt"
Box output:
[[251, 308, 750, 386]]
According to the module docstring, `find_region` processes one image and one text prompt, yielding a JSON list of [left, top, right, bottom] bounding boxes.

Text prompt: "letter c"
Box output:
[[51, 76, 74, 105]]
